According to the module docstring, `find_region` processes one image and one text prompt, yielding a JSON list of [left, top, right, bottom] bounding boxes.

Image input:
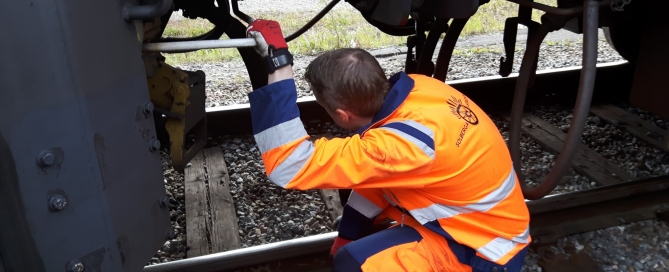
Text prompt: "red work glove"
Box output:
[[330, 237, 352, 257], [246, 19, 288, 58]]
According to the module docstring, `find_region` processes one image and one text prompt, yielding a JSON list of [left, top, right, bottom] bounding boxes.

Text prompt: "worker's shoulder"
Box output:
[[406, 73, 446, 84]]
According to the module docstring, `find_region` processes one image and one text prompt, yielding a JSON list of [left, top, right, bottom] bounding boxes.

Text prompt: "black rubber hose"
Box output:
[[509, 0, 599, 200], [433, 18, 469, 81], [416, 18, 449, 76], [285, 0, 341, 42], [508, 23, 551, 188], [361, 16, 416, 36], [231, 0, 254, 25]]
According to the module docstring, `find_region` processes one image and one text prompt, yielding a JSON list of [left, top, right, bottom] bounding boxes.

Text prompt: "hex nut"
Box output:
[[49, 195, 67, 211], [67, 259, 84, 272], [149, 140, 161, 152], [142, 102, 154, 115], [37, 150, 55, 167]]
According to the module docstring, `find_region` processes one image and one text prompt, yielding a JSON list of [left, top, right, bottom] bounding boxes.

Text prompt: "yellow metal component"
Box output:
[[148, 62, 188, 170], [141, 17, 207, 173]]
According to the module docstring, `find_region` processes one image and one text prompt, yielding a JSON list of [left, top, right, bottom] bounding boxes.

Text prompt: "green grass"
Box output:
[[546, 38, 580, 47], [453, 46, 504, 57], [161, 0, 556, 65]]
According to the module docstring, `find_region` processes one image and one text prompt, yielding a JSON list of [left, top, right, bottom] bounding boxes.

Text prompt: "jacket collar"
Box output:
[[355, 71, 415, 135]]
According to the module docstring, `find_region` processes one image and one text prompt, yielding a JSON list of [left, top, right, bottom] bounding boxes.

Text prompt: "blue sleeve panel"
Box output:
[[247, 79, 301, 135], [381, 122, 435, 150], [337, 205, 375, 241]]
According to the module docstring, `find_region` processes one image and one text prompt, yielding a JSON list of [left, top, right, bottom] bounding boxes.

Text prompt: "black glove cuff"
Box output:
[[265, 48, 293, 74]]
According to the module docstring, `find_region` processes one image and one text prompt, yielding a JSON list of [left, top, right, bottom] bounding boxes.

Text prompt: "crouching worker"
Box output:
[[245, 19, 531, 272]]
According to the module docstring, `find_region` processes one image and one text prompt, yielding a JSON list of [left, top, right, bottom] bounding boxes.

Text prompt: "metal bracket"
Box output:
[[499, 3, 541, 78], [404, 20, 427, 74], [123, 0, 173, 21], [417, 18, 449, 77], [433, 17, 469, 82], [611, 0, 632, 11], [148, 63, 207, 173]]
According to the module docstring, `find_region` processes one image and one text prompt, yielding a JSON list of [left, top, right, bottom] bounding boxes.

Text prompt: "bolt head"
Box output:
[[68, 259, 84, 272], [159, 196, 169, 208], [149, 140, 161, 152], [49, 195, 67, 211], [142, 102, 154, 114], [37, 150, 55, 167], [165, 229, 176, 240]]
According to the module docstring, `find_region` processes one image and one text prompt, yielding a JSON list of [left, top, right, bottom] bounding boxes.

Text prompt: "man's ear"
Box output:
[[334, 108, 350, 122]]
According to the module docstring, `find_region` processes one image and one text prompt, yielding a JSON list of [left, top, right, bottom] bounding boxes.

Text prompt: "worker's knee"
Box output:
[[470, 245, 529, 272], [332, 247, 362, 272], [332, 226, 423, 271]]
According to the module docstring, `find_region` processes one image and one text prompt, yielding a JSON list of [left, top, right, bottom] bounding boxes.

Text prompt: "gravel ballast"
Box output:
[[219, 136, 334, 247], [150, 22, 669, 271], [530, 105, 669, 179], [522, 219, 669, 272]]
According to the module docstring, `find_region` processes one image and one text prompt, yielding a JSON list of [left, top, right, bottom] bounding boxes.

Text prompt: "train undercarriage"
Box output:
[[1, 0, 668, 270]]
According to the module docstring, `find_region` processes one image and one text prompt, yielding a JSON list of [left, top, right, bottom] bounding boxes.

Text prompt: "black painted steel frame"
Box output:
[[0, 0, 172, 271]]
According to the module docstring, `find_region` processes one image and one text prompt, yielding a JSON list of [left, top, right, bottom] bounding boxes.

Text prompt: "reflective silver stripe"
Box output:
[[401, 120, 435, 139], [409, 167, 517, 224], [378, 127, 435, 159], [267, 140, 314, 188], [477, 226, 530, 262], [254, 117, 307, 154], [347, 191, 383, 218]]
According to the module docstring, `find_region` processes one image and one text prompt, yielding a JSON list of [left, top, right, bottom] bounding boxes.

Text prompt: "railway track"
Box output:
[[145, 177, 669, 272], [143, 61, 669, 271]]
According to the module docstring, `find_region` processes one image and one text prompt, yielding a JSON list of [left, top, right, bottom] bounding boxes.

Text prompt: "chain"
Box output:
[[611, 0, 632, 11]]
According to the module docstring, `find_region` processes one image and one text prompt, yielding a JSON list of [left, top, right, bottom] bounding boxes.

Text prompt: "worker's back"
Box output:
[[372, 73, 531, 265]]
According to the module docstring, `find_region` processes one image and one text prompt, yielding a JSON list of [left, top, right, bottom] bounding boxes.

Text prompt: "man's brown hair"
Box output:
[[304, 48, 390, 118]]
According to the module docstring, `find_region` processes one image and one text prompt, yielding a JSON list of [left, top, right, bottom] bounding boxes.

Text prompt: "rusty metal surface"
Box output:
[[528, 176, 669, 246]]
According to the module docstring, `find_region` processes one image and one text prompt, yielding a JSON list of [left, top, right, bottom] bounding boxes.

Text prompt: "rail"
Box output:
[[143, 232, 336, 272]]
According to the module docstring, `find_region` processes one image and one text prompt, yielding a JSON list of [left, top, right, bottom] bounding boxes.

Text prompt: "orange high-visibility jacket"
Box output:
[[248, 71, 531, 266]]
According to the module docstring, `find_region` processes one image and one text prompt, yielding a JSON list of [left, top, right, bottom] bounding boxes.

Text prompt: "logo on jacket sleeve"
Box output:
[[447, 96, 478, 147]]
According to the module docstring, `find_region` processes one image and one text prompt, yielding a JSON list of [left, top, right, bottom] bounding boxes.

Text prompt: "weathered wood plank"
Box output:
[[203, 147, 242, 253], [523, 113, 634, 184], [498, 112, 633, 186], [310, 133, 345, 221], [590, 104, 669, 152], [184, 151, 210, 257], [541, 251, 604, 272]]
